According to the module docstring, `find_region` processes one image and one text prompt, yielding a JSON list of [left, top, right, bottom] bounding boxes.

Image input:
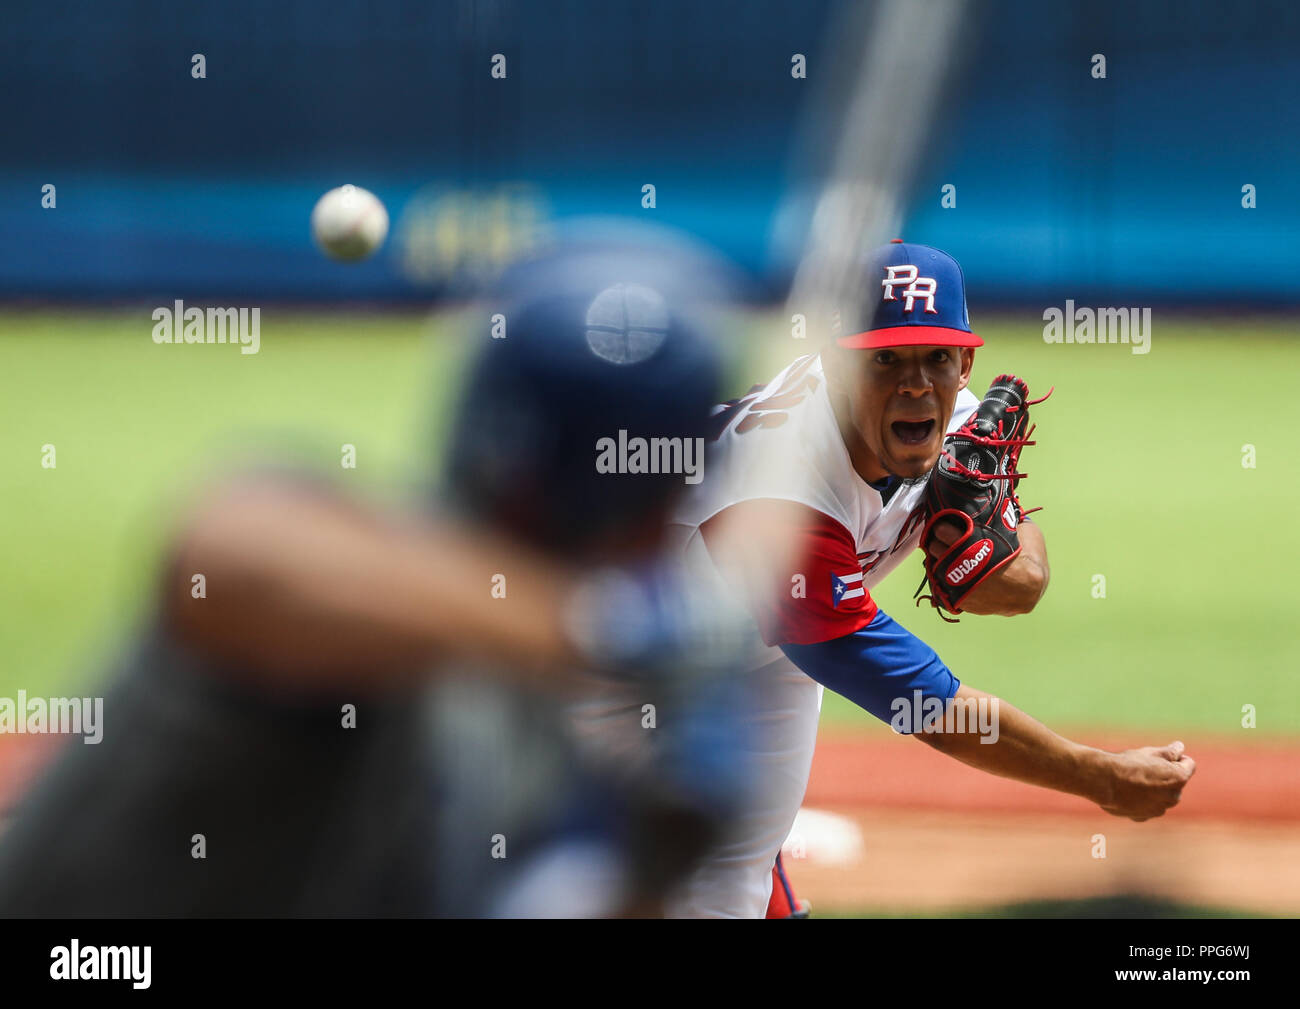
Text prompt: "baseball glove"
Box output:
[[915, 374, 1050, 620]]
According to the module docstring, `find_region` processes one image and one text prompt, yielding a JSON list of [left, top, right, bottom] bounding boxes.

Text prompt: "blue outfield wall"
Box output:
[[1, 0, 1296, 305]]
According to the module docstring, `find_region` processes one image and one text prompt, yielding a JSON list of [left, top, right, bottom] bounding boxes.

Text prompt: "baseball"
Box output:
[[310, 184, 389, 262]]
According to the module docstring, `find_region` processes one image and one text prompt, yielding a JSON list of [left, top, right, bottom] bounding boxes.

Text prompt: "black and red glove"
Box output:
[[916, 374, 1049, 619]]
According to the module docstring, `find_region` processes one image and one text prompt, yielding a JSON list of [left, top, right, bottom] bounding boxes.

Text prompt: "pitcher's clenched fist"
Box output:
[[1095, 741, 1197, 822]]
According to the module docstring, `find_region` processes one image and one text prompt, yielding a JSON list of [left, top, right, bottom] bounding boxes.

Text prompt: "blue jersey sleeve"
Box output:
[[779, 609, 959, 731]]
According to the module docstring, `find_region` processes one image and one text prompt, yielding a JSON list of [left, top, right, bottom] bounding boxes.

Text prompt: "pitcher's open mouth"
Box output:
[[890, 419, 935, 445]]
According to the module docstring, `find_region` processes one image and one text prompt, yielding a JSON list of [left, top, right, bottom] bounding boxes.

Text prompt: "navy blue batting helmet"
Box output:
[[443, 236, 733, 552]]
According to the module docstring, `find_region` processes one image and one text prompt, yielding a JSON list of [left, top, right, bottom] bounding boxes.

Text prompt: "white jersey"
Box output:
[[659, 355, 979, 916], [671, 352, 978, 658]]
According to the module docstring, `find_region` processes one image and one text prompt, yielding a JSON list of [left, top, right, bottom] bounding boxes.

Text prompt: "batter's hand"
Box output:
[[1098, 741, 1196, 821]]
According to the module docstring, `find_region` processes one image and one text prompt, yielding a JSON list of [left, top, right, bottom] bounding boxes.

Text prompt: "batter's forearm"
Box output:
[[163, 478, 579, 691]]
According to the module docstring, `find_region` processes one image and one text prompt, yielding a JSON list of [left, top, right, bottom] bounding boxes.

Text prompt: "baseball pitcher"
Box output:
[[663, 240, 1195, 917]]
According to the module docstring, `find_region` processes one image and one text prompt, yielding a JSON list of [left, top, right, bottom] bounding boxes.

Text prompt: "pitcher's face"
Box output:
[[831, 345, 974, 479]]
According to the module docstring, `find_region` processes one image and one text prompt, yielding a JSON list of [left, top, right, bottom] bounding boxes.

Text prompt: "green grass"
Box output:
[[821, 315, 1300, 739], [2, 310, 1298, 740], [0, 308, 468, 696]]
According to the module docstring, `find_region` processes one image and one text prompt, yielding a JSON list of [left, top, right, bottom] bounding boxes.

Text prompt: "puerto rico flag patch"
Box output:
[[830, 570, 865, 608]]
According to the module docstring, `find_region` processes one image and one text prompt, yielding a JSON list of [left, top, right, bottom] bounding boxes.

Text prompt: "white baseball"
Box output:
[[310, 184, 389, 262]]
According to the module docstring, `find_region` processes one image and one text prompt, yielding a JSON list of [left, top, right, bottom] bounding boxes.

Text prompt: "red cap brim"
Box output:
[[836, 325, 984, 349]]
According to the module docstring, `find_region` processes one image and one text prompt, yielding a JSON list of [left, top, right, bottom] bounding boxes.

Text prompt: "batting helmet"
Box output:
[[443, 236, 732, 552]]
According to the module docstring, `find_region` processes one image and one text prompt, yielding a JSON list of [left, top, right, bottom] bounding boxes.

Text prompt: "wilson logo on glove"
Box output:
[[945, 539, 993, 585], [1002, 499, 1018, 531], [915, 374, 1052, 621]]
